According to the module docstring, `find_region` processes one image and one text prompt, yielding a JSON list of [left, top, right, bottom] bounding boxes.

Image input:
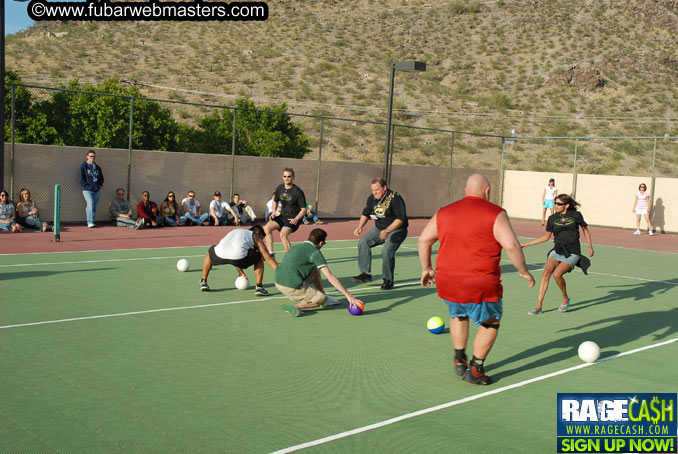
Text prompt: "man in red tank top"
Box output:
[[418, 174, 534, 385]]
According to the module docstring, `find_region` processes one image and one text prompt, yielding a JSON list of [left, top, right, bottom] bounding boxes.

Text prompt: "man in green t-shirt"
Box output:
[[276, 228, 364, 317]]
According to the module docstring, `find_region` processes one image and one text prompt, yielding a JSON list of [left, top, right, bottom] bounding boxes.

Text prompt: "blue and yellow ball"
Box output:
[[427, 316, 445, 334]]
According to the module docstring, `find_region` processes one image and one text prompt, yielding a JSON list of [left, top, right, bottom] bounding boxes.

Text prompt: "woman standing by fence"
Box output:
[[632, 183, 653, 236]]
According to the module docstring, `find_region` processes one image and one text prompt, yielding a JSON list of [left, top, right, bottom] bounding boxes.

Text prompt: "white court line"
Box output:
[[269, 338, 678, 454], [0, 280, 422, 330], [0, 254, 206, 268], [0, 245, 361, 269], [498, 259, 678, 286], [587, 271, 678, 286], [0, 237, 388, 257]]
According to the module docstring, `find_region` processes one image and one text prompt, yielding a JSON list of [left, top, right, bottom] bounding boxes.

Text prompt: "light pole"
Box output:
[[383, 60, 426, 184], [2, 0, 31, 189], [1, 0, 6, 190]]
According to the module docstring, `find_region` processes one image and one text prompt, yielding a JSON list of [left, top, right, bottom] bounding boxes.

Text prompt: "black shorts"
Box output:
[[208, 246, 262, 269], [271, 215, 300, 233]]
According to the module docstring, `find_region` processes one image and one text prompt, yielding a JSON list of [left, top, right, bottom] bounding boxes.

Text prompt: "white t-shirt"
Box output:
[[210, 199, 231, 216], [182, 197, 201, 214], [544, 185, 558, 200], [265, 199, 281, 219], [214, 229, 255, 260]]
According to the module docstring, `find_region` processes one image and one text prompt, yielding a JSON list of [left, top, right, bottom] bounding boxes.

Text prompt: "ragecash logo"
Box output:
[[557, 393, 677, 453]]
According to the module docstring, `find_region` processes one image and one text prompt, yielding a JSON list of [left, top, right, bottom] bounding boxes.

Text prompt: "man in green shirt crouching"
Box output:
[[275, 228, 364, 317]]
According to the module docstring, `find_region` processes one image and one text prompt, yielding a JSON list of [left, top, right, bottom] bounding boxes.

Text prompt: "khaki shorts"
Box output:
[[275, 268, 327, 306]]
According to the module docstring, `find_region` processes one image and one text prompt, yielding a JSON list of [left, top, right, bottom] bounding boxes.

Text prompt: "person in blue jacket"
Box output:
[[78, 149, 104, 227]]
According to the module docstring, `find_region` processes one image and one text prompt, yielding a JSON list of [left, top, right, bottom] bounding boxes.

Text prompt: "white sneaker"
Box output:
[[325, 295, 340, 306], [87, 223, 95, 228], [633, 230, 641, 235], [648, 230, 654, 236]]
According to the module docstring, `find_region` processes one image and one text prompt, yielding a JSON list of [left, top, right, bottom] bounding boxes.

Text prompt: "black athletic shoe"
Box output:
[[200, 280, 210, 292], [380, 279, 394, 290], [462, 366, 492, 385], [351, 272, 372, 283], [454, 358, 468, 376], [254, 286, 269, 296]]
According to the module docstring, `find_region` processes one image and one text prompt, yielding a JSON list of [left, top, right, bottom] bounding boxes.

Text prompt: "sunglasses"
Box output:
[[116, 193, 125, 195], [168, 195, 175, 198], [554, 202, 566, 206]]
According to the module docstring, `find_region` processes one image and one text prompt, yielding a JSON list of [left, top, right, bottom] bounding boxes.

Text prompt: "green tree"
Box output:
[[5, 75, 308, 158], [182, 97, 310, 158], [233, 97, 309, 158]]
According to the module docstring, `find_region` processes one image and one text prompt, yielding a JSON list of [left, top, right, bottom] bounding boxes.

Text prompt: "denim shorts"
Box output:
[[0, 220, 17, 231], [548, 250, 579, 270], [543, 199, 554, 209], [444, 299, 503, 326]]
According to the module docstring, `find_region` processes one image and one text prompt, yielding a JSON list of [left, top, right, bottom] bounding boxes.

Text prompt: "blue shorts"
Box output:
[[548, 250, 579, 271], [543, 199, 554, 209], [444, 299, 503, 326]]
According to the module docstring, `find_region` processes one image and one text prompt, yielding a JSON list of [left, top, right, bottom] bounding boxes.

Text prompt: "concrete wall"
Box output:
[[503, 170, 676, 232], [502, 171, 575, 221], [653, 177, 678, 234], [575, 174, 648, 229]]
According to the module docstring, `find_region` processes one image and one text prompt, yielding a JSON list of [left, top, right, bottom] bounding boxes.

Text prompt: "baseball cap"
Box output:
[[214, 191, 221, 196]]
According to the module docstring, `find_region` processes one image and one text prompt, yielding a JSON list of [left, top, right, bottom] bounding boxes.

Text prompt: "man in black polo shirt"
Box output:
[[352, 177, 408, 290], [263, 167, 307, 253]]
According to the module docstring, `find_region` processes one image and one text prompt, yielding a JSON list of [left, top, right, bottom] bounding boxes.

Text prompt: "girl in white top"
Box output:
[[632, 183, 653, 235], [541, 178, 558, 226]]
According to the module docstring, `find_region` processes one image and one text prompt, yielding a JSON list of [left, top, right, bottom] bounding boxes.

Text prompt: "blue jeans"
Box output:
[[82, 190, 101, 225], [0, 220, 17, 231], [357, 226, 408, 282], [165, 216, 187, 227], [302, 210, 320, 223], [21, 215, 48, 230], [213, 214, 233, 226], [184, 212, 209, 225]]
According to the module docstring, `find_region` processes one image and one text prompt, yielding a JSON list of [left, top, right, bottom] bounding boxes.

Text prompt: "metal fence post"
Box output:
[[649, 137, 657, 226], [229, 107, 237, 199], [10, 84, 16, 198], [126, 96, 134, 200], [498, 137, 505, 206], [447, 132, 455, 204], [315, 117, 324, 215], [572, 138, 579, 200]]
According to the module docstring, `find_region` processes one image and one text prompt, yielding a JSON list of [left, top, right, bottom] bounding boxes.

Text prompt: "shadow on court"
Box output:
[[360, 287, 421, 315], [501, 262, 545, 274], [325, 248, 421, 265], [0, 267, 115, 281], [491, 306, 678, 382], [570, 278, 678, 312]]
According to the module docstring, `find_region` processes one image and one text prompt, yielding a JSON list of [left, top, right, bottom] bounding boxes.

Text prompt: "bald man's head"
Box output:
[[464, 174, 491, 200]]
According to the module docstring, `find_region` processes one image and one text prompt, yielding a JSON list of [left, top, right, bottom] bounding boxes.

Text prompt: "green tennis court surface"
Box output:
[[1, 238, 676, 453]]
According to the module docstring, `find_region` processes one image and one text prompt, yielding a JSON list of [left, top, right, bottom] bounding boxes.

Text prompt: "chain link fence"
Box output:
[[3, 83, 677, 226]]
